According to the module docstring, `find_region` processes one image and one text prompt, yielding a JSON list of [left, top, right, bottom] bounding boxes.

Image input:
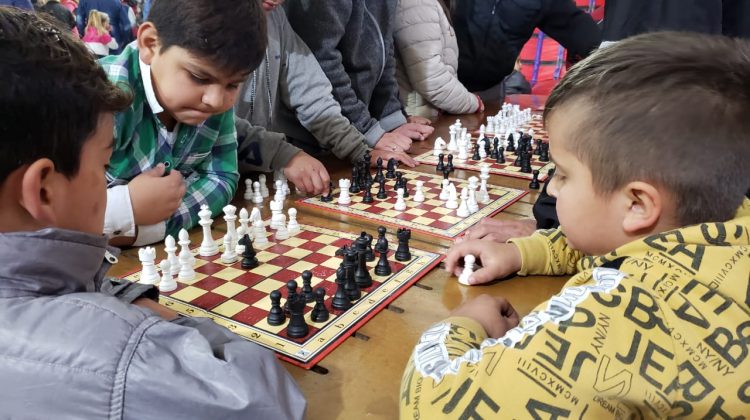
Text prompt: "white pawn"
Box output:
[[243, 179, 253, 201], [456, 136, 467, 161], [338, 179, 351, 205], [198, 205, 219, 257], [433, 136, 446, 156], [275, 215, 290, 240], [235, 225, 247, 255], [164, 235, 180, 276], [259, 174, 269, 198], [445, 183, 458, 209], [220, 233, 238, 264], [413, 181, 425, 202], [456, 188, 470, 217], [467, 177, 480, 214], [394, 188, 406, 211], [252, 217, 269, 246], [287, 208, 301, 235], [439, 179, 450, 201], [252, 181, 263, 205], [138, 247, 159, 285], [177, 241, 195, 282], [178, 228, 195, 267], [479, 179, 491, 204], [159, 259, 177, 292], [274, 179, 285, 202], [458, 255, 476, 285]]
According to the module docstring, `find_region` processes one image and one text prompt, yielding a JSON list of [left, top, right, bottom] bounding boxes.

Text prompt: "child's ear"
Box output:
[[621, 181, 663, 234], [19, 159, 58, 226], [137, 22, 160, 65]]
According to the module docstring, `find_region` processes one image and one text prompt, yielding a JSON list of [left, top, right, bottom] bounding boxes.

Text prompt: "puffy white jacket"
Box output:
[[394, 0, 479, 116]]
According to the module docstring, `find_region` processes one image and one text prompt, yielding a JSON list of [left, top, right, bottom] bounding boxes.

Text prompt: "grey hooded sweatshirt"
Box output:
[[0, 228, 306, 419], [236, 7, 370, 163]]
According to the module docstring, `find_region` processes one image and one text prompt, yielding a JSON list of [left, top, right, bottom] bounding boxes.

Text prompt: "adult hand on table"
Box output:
[[455, 218, 537, 243]]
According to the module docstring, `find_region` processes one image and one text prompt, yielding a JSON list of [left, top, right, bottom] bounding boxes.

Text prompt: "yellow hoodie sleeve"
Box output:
[[509, 228, 585, 276]]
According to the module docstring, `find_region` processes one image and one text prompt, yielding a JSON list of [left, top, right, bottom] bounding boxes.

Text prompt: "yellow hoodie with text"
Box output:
[[401, 200, 750, 419]]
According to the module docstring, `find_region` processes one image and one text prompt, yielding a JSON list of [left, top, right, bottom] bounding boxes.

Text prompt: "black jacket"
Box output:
[[453, 0, 601, 92], [602, 0, 723, 41], [39, 0, 76, 31]]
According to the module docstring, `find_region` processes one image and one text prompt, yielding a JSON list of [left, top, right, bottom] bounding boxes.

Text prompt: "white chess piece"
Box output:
[[394, 188, 406, 211], [275, 215, 290, 240], [243, 179, 253, 201], [458, 255, 476, 285], [413, 181, 425, 202], [433, 136, 446, 156], [252, 181, 263, 205], [479, 179, 491, 204], [138, 247, 159, 285], [220, 233, 238, 264], [164, 235, 180, 276], [177, 241, 195, 281], [274, 179, 285, 202], [456, 188, 470, 217], [447, 127, 459, 152], [439, 179, 450, 201], [287, 208, 301, 235], [235, 225, 248, 255], [252, 217, 269, 246], [269, 198, 284, 230], [467, 177, 479, 214], [258, 174, 269, 198], [478, 124, 486, 140], [238, 207, 250, 236], [178, 228, 195, 266], [478, 139, 487, 159], [338, 179, 351, 205], [198, 205, 219, 257], [457, 136, 469, 160], [222, 204, 238, 251], [445, 183, 458, 209], [159, 259, 177, 292]]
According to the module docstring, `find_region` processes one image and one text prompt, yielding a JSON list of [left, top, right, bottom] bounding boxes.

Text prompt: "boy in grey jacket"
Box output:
[[236, 3, 416, 168], [0, 8, 306, 419], [285, 0, 434, 154]]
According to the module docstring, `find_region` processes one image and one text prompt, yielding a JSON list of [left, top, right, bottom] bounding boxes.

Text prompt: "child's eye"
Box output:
[[227, 84, 240, 90], [189, 73, 209, 84]]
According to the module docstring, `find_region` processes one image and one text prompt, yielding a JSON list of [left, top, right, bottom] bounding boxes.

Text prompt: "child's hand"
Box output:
[[451, 294, 519, 338], [393, 123, 434, 141], [128, 163, 186, 225], [407, 115, 432, 126], [369, 149, 417, 168], [455, 218, 536, 243], [444, 240, 522, 285], [376, 132, 412, 152], [283, 152, 330, 196]]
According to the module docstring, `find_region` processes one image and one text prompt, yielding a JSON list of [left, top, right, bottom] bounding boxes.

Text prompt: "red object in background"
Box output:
[[518, 0, 604, 95]]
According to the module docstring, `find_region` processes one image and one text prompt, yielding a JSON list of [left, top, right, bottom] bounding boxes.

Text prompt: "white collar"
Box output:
[[138, 56, 165, 115]]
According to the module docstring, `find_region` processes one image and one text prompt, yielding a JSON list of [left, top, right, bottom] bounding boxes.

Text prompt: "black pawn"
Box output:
[[446, 154, 454, 172], [375, 157, 385, 183], [436, 153, 445, 172], [514, 149, 522, 167], [395, 228, 412, 261], [239, 234, 258, 269], [395, 171, 403, 190], [301, 270, 314, 303], [386, 158, 397, 179], [320, 181, 334, 202], [484, 137, 492, 155], [442, 168, 450, 180], [400, 177, 409, 198], [354, 239, 373, 288], [375, 226, 388, 254], [490, 138, 499, 159], [496, 146, 506, 164], [365, 233, 375, 262], [331, 266, 351, 311], [376, 179, 388, 199], [471, 143, 481, 160], [284, 280, 298, 313], [267, 290, 286, 326], [374, 249, 392, 276], [529, 170, 541, 189], [362, 181, 374, 203], [506, 134, 516, 152], [534, 139, 543, 156], [286, 294, 309, 338], [310, 287, 330, 323], [349, 166, 361, 194], [539, 142, 550, 162]]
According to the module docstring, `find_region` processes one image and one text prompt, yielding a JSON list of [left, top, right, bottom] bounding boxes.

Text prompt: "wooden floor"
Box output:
[[107, 96, 567, 419]]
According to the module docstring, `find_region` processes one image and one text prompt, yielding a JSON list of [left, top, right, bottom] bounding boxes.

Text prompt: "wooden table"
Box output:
[[107, 97, 567, 419]]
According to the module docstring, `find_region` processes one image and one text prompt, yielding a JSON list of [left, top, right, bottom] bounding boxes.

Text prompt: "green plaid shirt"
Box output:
[[100, 44, 239, 238]]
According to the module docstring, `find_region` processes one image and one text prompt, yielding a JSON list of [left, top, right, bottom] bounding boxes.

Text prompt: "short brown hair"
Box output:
[[544, 31, 750, 225], [0, 7, 132, 183]]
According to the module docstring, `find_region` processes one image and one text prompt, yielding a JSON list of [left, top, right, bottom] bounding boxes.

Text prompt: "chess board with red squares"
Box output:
[[415, 117, 555, 181], [123, 224, 441, 369], [296, 169, 527, 240]]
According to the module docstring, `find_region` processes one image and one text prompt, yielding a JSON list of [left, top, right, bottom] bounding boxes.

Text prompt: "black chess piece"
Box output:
[[349, 166, 361, 194], [436, 153, 445, 172], [375, 157, 385, 183], [267, 290, 286, 326], [354, 238, 373, 288], [534, 139, 543, 155], [446, 154, 454, 172], [375, 226, 388, 253], [239, 234, 258, 269], [520, 151, 532, 173], [386, 158, 397, 179], [506, 133, 516, 152], [395, 171, 403, 190], [400, 177, 409, 198], [514, 149, 523, 167], [284, 280, 298, 313], [286, 294, 309, 338], [484, 136, 492, 155], [491, 138, 499, 159], [331, 265, 351, 311], [496, 146, 506, 164], [310, 287, 330, 323], [344, 248, 361, 300], [301, 270, 314, 303], [365, 233, 375, 262], [471, 143, 481, 160], [395, 228, 412, 261], [376, 179, 388, 199], [529, 170, 541, 189], [361, 160, 373, 186], [320, 181, 334, 202], [539, 142, 550, 162], [374, 249, 392, 276], [362, 181, 374, 203]]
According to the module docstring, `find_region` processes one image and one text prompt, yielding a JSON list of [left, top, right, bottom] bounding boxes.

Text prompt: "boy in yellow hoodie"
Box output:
[[401, 31, 750, 419]]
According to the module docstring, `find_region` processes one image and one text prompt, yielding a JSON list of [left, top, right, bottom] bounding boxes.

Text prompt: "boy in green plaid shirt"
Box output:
[[101, 0, 266, 246]]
